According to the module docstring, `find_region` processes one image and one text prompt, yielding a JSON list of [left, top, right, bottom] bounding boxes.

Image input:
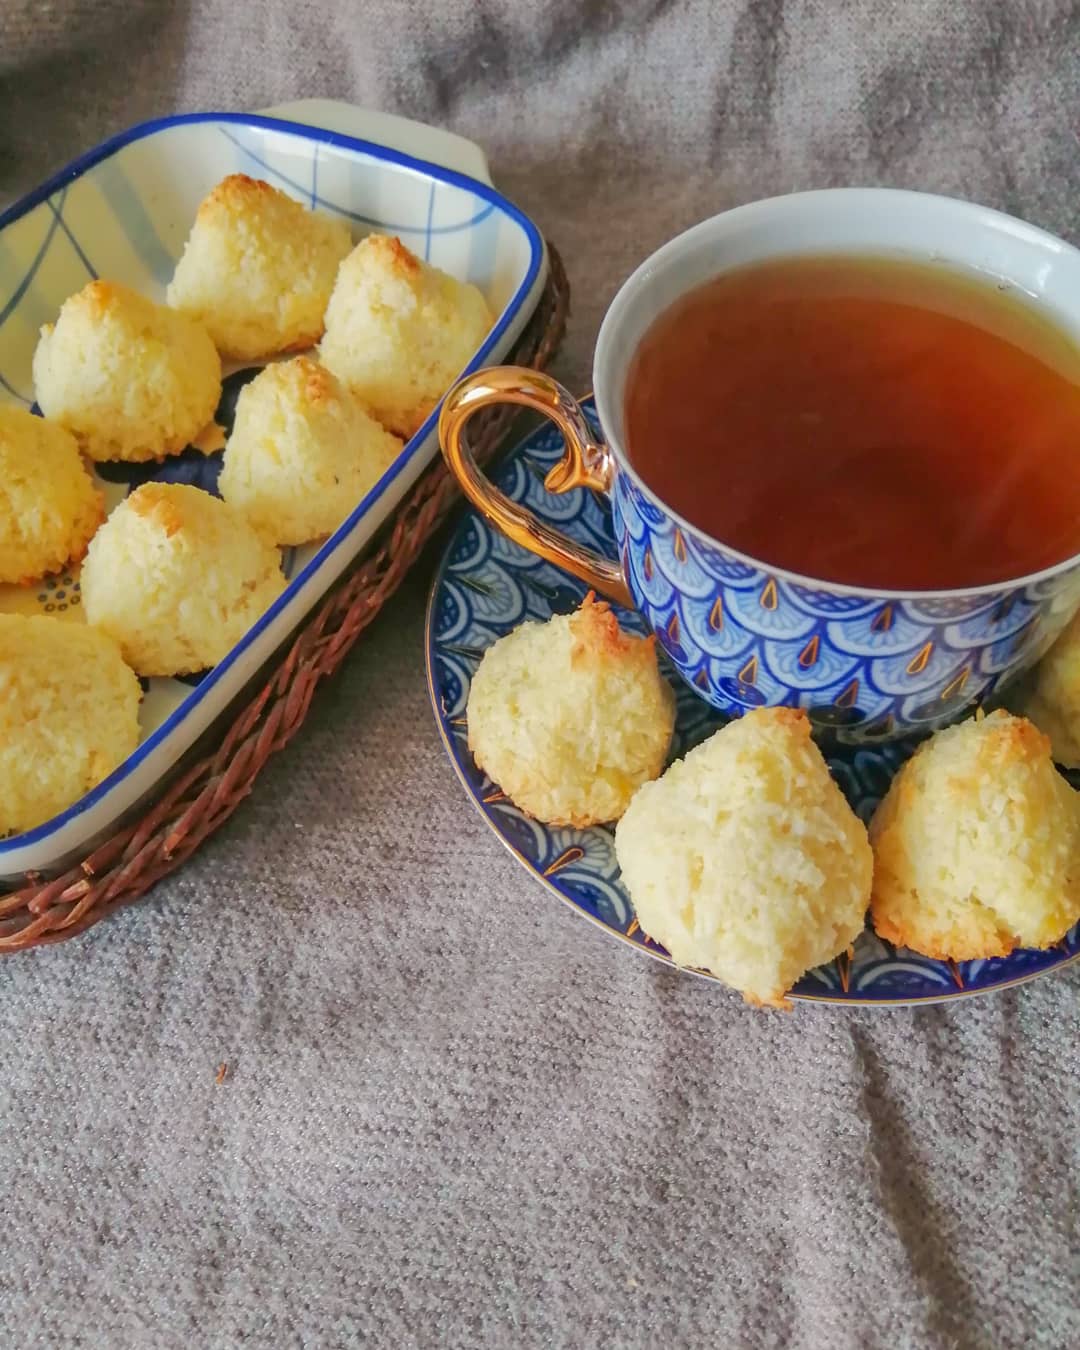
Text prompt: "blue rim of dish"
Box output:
[[0, 110, 546, 856], [423, 400, 1080, 1007]]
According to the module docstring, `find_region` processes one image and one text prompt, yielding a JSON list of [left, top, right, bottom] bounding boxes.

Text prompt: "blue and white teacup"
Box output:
[[439, 189, 1080, 742]]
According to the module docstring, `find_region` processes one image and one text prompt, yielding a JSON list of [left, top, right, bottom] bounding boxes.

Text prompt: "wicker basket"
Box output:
[[0, 246, 570, 953]]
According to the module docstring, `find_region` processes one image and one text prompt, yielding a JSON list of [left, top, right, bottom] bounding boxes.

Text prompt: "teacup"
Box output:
[[439, 189, 1080, 742]]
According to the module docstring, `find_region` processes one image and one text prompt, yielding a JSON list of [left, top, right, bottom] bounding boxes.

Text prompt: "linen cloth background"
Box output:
[[1, 2, 1079, 1346]]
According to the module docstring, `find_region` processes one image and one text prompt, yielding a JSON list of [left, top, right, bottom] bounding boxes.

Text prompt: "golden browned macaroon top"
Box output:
[[128, 481, 186, 536], [76, 279, 124, 317], [569, 590, 657, 664], [368, 233, 421, 275], [196, 173, 282, 218], [288, 354, 344, 407]]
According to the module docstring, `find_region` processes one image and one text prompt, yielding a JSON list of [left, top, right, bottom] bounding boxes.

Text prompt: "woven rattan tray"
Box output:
[[0, 247, 568, 954]]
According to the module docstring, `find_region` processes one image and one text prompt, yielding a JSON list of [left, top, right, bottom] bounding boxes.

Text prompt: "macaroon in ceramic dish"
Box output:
[[320, 233, 493, 438], [0, 403, 102, 584], [0, 615, 141, 837], [167, 174, 353, 361], [80, 483, 287, 677], [33, 280, 221, 462], [219, 356, 403, 546]]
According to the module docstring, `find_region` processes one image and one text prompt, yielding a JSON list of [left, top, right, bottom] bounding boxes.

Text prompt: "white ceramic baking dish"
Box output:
[[0, 99, 547, 881]]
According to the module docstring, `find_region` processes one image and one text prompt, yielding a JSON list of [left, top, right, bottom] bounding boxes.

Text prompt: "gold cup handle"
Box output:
[[438, 367, 633, 608]]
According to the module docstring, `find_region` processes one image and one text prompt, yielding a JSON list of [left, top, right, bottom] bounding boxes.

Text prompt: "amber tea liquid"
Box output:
[[623, 255, 1080, 589]]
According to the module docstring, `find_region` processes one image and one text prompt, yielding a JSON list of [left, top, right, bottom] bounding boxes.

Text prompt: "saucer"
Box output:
[[425, 398, 1080, 1005]]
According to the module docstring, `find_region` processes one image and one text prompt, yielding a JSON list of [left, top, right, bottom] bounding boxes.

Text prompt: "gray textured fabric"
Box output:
[[2, 3, 1079, 1346]]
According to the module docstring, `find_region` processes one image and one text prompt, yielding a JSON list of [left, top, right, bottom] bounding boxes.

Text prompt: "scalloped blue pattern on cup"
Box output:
[[613, 470, 1080, 740], [426, 400, 1080, 1005]]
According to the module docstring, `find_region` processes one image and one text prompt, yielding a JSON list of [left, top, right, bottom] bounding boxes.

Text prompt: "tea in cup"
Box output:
[[439, 189, 1080, 741]]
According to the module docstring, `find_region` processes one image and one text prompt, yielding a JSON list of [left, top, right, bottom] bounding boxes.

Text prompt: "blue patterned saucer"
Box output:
[[425, 399, 1080, 1005]]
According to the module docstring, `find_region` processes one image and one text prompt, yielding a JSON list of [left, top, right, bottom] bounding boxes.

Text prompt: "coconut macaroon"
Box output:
[[870, 710, 1080, 960], [467, 594, 675, 827], [0, 614, 141, 836], [0, 403, 103, 583], [80, 482, 286, 676], [33, 280, 221, 462], [166, 175, 353, 361], [218, 356, 403, 545], [1009, 610, 1080, 768], [319, 233, 493, 438], [615, 708, 872, 1009]]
